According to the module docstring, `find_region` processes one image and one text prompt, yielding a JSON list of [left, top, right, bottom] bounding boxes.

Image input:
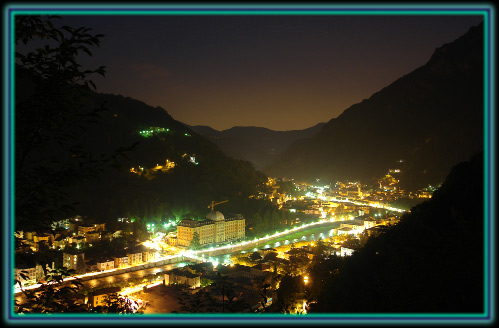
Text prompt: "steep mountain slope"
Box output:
[[266, 23, 484, 191], [310, 152, 484, 312], [68, 93, 267, 221], [188, 123, 326, 169]]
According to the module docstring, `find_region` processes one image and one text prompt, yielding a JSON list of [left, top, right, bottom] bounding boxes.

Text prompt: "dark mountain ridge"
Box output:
[[265, 22, 484, 191], [188, 123, 326, 169], [67, 92, 267, 221]]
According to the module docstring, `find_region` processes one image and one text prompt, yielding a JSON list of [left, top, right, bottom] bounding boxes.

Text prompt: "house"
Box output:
[[341, 246, 361, 257], [353, 217, 377, 230], [88, 287, 121, 308], [13, 262, 53, 287], [340, 222, 364, 234], [32, 233, 51, 251], [33, 234, 51, 244], [127, 250, 143, 266], [113, 255, 129, 268], [78, 222, 106, 235], [14, 264, 37, 286], [69, 235, 86, 247], [164, 269, 201, 288], [63, 251, 85, 273], [52, 236, 67, 249], [137, 245, 155, 262], [96, 258, 115, 271]]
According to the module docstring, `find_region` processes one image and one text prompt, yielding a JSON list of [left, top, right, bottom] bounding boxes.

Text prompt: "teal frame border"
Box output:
[[2, 3, 496, 326]]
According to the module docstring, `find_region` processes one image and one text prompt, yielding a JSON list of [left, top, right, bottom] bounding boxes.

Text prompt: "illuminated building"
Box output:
[[113, 255, 129, 268], [127, 251, 143, 266], [88, 287, 121, 308], [177, 211, 245, 247], [341, 246, 360, 257], [14, 261, 54, 287], [96, 258, 115, 271], [63, 251, 85, 271], [78, 223, 105, 235], [164, 269, 200, 288]]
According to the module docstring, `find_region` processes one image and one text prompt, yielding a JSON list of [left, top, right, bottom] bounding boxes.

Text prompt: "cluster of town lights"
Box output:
[[16, 189, 406, 294], [330, 196, 406, 213]]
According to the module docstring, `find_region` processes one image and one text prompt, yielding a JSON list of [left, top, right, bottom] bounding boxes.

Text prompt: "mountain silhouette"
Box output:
[[188, 123, 325, 169], [67, 92, 267, 220], [265, 22, 484, 191]]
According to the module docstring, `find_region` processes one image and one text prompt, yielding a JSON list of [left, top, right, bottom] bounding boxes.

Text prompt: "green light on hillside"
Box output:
[[138, 127, 171, 138]]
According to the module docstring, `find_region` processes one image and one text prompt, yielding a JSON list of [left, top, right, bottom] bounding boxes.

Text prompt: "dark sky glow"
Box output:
[[59, 13, 483, 131]]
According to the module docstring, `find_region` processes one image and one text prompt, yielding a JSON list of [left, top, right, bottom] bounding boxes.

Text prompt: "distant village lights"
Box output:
[[138, 127, 171, 138]]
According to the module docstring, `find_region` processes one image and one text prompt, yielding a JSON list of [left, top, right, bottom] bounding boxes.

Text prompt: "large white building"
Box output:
[[177, 211, 245, 247]]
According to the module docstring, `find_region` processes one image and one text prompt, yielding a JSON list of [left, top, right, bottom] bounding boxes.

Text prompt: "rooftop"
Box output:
[[178, 219, 213, 227]]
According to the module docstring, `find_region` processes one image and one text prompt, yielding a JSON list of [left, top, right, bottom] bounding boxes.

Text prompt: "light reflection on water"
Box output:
[[87, 279, 98, 288]]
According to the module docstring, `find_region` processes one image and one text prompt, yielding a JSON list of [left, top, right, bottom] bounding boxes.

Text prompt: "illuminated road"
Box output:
[[329, 197, 407, 213], [14, 262, 188, 306], [194, 219, 344, 258], [15, 219, 343, 296], [193, 220, 350, 264], [78, 263, 177, 290], [14, 255, 190, 295]]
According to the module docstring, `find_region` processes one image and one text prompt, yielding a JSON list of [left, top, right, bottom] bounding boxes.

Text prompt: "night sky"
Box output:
[[58, 14, 483, 131]]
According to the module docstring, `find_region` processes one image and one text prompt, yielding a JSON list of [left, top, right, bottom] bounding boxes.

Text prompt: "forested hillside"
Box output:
[[67, 93, 268, 222], [308, 152, 484, 312]]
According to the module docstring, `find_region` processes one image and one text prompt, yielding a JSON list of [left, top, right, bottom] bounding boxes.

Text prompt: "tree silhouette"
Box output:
[[13, 15, 138, 314], [15, 15, 134, 232], [308, 154, 484, 313], [190, 231, 201, 250]]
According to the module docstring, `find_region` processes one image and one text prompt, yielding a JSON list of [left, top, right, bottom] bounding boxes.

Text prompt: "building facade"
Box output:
[[177, 211, 245, 247], [14, 262, 54, 287], [113, 255, 129, 268], [164, 269, 200, 288], [127, 251, 143, 266], [63, 252, 85, 272], [96, 258, 115, 271]]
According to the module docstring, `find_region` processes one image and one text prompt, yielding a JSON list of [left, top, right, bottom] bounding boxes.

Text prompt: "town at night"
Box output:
[[4, 3, 494, 326]]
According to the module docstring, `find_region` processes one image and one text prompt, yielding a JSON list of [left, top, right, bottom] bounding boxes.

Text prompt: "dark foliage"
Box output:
[[174, 273, 251, 313], [15, 15, 135, 232], [64, 92, 267, 223], [15, 267, 88, 313], [308, 153, 484, 312]]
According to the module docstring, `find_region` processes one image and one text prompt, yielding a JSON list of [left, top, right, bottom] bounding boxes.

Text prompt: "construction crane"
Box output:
[[208, 200, 228, 211]]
